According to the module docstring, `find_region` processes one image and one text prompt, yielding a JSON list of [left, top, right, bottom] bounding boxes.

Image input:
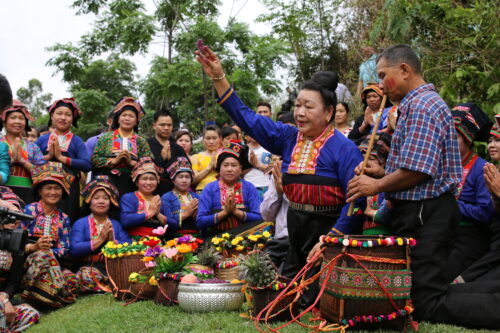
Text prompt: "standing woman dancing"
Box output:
[[196, 47, 364, 305]]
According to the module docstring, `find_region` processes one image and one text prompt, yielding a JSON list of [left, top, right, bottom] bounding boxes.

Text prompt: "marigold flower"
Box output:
[[222, 233, 231, 239], [142, 256, 154, 262], [149, 276, 158, 286], [231, 238, 241, 246], [263, 231, 271, 238], [176, 243, 192, 254], [248, 235, 258, 242], [166, 240, 177, 248], [236, 245, 245, 251]]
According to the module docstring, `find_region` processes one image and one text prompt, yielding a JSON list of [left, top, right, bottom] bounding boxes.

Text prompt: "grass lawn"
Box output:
[[26, 294, 497, 333]]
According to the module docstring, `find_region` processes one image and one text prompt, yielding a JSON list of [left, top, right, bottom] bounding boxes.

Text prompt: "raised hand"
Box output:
[[161, 140, 171, 161], [195, 47, 224, 80]]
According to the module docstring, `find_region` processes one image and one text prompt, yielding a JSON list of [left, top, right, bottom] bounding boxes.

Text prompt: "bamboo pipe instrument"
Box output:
[[347, 95, 387, 216]]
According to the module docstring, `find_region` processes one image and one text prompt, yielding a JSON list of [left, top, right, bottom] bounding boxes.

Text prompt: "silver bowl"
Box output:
[[177, 282, 245, 312]]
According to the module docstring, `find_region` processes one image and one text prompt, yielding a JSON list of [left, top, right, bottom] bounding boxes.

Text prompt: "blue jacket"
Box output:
[[161, 190, 199, 231]]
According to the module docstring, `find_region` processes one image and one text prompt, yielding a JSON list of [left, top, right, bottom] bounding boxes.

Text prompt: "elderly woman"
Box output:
[[36, 98, 91, 222], [70, 176, 130, 293], [0, 100, 46, 203], [196, 48, 364, 305], [120, 157, 170, 238], [161, 157, 200, 237], [92, 97, 154, 198], [197, 141, 262, 236], [21, 162, 76, 308], [348, 83, 391, 145], [191, 125, 222, 193]]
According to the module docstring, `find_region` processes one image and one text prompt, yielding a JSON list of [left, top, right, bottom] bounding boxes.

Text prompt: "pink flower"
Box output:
[[144, 261, 156, 268], [153, 225, 168, 236], [165, 247, 178, 258]]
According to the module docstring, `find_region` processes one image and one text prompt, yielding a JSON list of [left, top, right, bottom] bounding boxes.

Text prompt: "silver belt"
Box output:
[[289, 201, 342, 212]]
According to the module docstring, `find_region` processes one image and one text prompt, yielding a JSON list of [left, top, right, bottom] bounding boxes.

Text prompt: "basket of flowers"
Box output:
[[242, 251, 299, 322], [211, 231, 273, 258], [142, 235, 202, 306], [103, 237, 159, 298], [128, 268, 157, 300]]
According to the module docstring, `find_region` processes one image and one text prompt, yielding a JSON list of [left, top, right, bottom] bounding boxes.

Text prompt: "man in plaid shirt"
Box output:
[[348, 45, 500, 329]]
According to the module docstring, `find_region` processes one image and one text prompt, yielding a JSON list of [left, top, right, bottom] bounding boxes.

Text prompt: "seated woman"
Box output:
[[197, 141, 262, 236], [70, 176, 130, 293], [36, 98, 92, 223], [0, 187, 39, 332], [21, 162, 77, 308], [92, 97, 154, 198], [161, 157, 199, 237], [120, 157, 170, 238], [446, 103, 495, 282], [0, 100, 46, 203]]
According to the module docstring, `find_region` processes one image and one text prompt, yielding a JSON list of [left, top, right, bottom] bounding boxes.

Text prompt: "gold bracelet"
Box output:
[[211, 73, 226, 81]]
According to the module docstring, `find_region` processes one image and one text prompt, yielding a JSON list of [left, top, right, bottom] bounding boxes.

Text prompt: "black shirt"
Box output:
[[147, 136, 189, 195]]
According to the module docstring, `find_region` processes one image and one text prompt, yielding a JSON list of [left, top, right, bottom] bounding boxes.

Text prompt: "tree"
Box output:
[[371, 0, 500, 115], [46, 48, 138, 139], [50, 0, 288, 135], [16, 79, 53, 121]]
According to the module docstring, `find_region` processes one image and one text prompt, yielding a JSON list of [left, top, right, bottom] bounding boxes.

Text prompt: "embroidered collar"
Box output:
[[287, 124, 335, 174]]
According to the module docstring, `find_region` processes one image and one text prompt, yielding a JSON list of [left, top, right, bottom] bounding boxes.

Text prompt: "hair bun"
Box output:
[[311, 71, 339, 94]]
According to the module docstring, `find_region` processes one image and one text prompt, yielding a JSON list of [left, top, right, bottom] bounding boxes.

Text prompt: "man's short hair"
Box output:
[[377, 44, 422, 74], [153, 108, 174, 123], [0, 74, 13, 112], [256, 101, 272, 111]]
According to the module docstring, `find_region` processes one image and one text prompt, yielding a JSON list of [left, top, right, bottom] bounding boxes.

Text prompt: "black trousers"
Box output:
[[460, 216, 500, 282], [392, 192, 500, 329], [445, 224, 490, 282], [281, 208, 341, 307]]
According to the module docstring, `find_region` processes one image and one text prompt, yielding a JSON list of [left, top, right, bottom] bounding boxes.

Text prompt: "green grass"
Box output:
[[27, 294, 497, 333]]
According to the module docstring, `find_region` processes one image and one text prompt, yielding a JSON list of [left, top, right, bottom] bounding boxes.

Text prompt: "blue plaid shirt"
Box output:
[[385, 84, 462, 200]]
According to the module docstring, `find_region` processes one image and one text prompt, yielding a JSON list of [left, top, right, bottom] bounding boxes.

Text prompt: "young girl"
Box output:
[[161, 157, 200, 237]]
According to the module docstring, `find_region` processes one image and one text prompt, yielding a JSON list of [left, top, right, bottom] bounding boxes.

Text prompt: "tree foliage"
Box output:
[[16, 79, 53, 121], [47, 46, 137, 139], [371, 0, 499, 115]]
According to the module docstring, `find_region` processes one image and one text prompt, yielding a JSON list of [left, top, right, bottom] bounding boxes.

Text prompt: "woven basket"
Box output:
[[251, 279, 299, 322], [155, 278, 180, 306], [128, 268, 157, 300], [319, 235, 411, 330], [215, 266, 242, 281], [105, 255, 145, 299]]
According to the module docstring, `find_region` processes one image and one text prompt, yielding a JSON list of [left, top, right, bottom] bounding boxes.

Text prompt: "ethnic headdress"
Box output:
[[215, 140, 252, 172], [361, 82, 384, 101], [452, 103, 492, 143], [2, 99, 34, 122], [167, 157, 193, 180], [47, 97, 82, 127], [0, 186, 25, 210], [81, 175, 119, 206], [31, 162, 74, 194], [131, 157, 162, 182], [358, 133, 391, 165], [490, 114, 500, 139], [113, 97, 145, 119]]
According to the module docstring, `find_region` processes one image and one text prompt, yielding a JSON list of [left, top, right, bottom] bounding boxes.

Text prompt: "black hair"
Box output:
[[0, 109, 31, 132], [221, 126, 238, 139], [203, 124, 221, 138], [153, 109, 174, 123], [37, 124, 49, 134], [301, 71, 339, 123], [337, 102, 350, 114], [256, 101, 272, 111], [111, 107, 139, 132], [277, 111, 295, 125], [175, 129, 193, 142], [47, 101, 79, 128], [0, 74, 12, 112], [377, 44, 422, 74], [33, 180, 68, 202]]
